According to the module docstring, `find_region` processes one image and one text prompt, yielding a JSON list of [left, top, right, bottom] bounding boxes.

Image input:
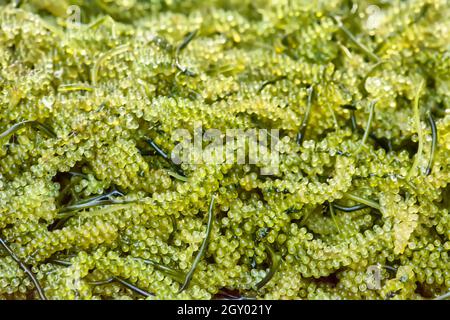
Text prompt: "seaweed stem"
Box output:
[[48, 259, 154, 297], [425, 112, 437, 176], [0, 120, 56, 142], [256, 244, 281, 290], [58, 83, 94, 93], [329, 203, 342, 233], [87, 278, 115, 285], [59, 189, 126, 213], [0, 238, 47, 300], [167, 170, 188, 182], [113, 276, 154, 297], [356, 100, 376, 153], [406, 80, 425, 180], [135, 258, 186, 283], [296, 86, 314, 145], [332, 16, 380, 62], [145, 138, 186, 178], [175, 30, 198, 76], [179, 195, 215, 292], [258, 75, 287, 92], [91, 44, 131, 86], [344, 193, 381, 211], [333, 203, 368, 212]]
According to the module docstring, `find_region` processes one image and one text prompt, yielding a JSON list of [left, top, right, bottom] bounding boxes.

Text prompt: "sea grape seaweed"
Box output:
[[0, 0, 449, 300]]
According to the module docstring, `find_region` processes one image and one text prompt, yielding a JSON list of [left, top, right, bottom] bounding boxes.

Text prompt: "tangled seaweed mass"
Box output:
[[0, 0, 449, 300]]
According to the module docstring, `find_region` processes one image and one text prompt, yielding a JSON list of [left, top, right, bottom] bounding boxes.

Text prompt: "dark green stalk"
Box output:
[[344, 193, 381, 211], [87, 278, 115, 285], [340, 105, 357, 111], [55, 190, 134, 227], [59, 199, 134, 214], [0, 120, 56, 143], [258, 75, 287, 92], [91, 44, 131, 86], [113, 276, 154, 297], [58, 83, 94, 93], [68, 172, 89, 178], [332, 16, 380, 63], [146, 138, 169, 160], [57, 203, 132, 223], [342, 105, 392, 151], [333, 203, 368, 212], [296, 86, 314, 145], [168, 215, 178, 242], [0, 238, 47, 300], [167, 171, 188, 182], [145, 138, 186, 178], [407, 80, 425, 180], [67, 189, 123, 206], [340, 105, 358, 132], [349, 107, 358, 132], [48, 258, 73, 267], [48, 259, 154, 297], [215, 290, 256, 300], [256, 244, 281, 290], [175, 30, 198, 76], [136, 258, 185, 283], [59, 189, 128, 213], [51, 216, 72, 230], [179, 195, 215, 293], [350, 110, 358, 132], [426, 112, 437, 175], [329, 203, 342, 234], [380, 265, 397, 272], [59, 198, 132, 214], [356, 100, 376, 153]]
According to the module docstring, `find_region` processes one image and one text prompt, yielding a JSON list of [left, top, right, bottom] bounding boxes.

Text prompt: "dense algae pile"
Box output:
[[0, 0, 449, 300]]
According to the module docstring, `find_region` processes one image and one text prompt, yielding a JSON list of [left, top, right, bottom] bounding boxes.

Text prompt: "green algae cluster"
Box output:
[[0, 0, 449, 300]]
